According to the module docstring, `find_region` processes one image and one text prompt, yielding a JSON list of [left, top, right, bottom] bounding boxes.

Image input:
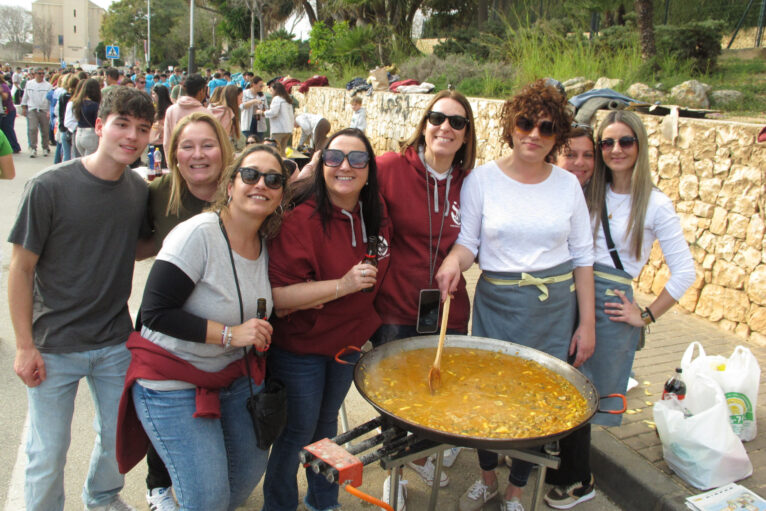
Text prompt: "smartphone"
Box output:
[[416, 289, 441, 334]]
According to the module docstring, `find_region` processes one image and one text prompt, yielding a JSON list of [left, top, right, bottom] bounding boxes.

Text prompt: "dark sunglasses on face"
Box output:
[[426, 111, 469, 130], [515, 117, 555, 138], [235, 167, 285, 189], [599, 136, 638, 151], [322, 149, 370, 169]]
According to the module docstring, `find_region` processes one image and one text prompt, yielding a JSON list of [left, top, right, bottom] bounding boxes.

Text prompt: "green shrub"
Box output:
[[254, 39, 299, 73], [308, 21, 334, 66], [655, 20, 725, 74], [397, 53, 515, 98], [228, 43, 251, 70], [333, 25, 378, 68]]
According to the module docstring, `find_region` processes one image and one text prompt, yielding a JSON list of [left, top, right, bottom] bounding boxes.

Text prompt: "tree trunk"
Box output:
[[635, 0, 656, 60], [301, 0, 317, 25], [477, 0, 488, 29]]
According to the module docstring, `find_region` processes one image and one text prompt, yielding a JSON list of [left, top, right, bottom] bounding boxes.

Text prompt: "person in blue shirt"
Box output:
[[207, 72, 228, 98]]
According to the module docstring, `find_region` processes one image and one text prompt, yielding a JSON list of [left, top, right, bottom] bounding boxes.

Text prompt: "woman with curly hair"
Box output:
[[436, 79, 595, 511]]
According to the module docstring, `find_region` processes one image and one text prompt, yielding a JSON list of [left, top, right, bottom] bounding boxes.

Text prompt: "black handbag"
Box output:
[[219, 213, 287, 449]]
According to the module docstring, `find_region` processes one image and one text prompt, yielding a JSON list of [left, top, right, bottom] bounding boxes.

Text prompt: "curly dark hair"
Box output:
[[500, 78, 572, 159]]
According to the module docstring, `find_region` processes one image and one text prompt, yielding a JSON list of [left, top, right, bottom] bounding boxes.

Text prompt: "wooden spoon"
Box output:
[[428, 295, 451, 394]]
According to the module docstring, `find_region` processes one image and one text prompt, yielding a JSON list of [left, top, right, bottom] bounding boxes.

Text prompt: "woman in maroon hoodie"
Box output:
[[263, 128, 392, 511]]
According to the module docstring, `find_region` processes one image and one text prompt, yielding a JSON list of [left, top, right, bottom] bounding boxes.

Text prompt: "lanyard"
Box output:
[[424, 165, 451, 287]]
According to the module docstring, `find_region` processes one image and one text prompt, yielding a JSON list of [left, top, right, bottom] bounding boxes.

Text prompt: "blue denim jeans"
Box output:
[[0, 109, 21, 152], [25, 342, 130, 511], [262, 347, 358, 511], [132, 376, 268, 511]]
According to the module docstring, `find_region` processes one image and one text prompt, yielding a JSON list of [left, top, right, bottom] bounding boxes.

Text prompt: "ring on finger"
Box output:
[[362, 269, 367, 277]]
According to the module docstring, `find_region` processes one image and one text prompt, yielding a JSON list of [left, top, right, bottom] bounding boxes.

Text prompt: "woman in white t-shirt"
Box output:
[[436, 79, 595, 511], [543, 111, 694, 509], [121, 144, 291, 511]]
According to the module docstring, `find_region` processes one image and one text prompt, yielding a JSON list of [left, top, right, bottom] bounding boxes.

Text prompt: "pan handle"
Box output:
[[597, 393, 627, 414], [335, 345, 362, 365], [344, 484, 394, 511]]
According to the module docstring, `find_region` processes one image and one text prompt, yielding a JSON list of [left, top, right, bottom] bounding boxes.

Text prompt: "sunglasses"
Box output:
[[571, 122, 592, 133], [426, 111, 469, 130], [235, 167, 285, 189], [599, 136, 638, 150], [322, 149, 370, 169], [515, 117, 555, 138]]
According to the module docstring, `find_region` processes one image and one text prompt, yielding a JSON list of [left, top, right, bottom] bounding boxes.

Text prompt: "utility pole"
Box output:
[[189, 0, 196, 73], [147, 0, 151, 67]]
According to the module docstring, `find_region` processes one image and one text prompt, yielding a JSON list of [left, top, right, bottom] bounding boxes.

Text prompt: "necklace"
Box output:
[[608, 187, 631, 219]]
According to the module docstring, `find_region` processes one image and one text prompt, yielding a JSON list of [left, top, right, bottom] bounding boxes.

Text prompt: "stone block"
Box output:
[[593, 77, 623, 89], [712, 259, 746, 289], [657, 177, 679, 200], [702, 253, 715, 270], [698, 178, 722, 203], [746, 214, 764, 247], [690, 127, 717, 160], [714, 234, 736, 262], [626, 82, 666, 103], [658, 153, 681, 179], [733, 246, 762, 273], [750, 332, 766, 347], [726, 213, 749, 239], [678, 213, 698, 242], [714, 158, 732, 175], [689, 244, 705, 264], [748, 305, 766, 334], [693, 201, 714, 218], [676, 200, 694, 213], [638, 265, 655, 293], [697, 231, 716, 252], [710, 207, 728, 235], [652, 264, 670, 295], [734, 323, 750, 340], [693, 159, 714, 178], [679, 286, 700, 313], [678, 175, 698, 200], [719, 319, 737, 332], [747, 265, 766, 305], [697, 284, 749, 322]]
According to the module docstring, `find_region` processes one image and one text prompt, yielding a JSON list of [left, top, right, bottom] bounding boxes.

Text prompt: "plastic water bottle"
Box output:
[[662, 367, 686, 401], [153, 147, 163, 179], [147, 146, 155, 180]]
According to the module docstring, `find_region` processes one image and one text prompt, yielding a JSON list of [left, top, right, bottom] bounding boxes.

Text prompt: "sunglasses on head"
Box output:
[[426, 111, 469, 130], [599, 136, 638, 150], [235, 167, 285, 189], [322, 149, 370, 169], [571, 122, 592, 133], [283, 158, 298, 176], [515, 117, 555, 138]]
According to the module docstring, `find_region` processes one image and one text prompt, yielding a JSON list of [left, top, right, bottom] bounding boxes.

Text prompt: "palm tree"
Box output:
[[635, 0, 656, 60]]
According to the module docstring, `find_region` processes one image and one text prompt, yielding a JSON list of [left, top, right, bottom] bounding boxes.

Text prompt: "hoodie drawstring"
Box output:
[[340, 201, 366, 248]]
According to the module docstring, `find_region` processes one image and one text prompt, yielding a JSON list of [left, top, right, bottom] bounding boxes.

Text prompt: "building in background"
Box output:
[[31, 0, 104, 65]]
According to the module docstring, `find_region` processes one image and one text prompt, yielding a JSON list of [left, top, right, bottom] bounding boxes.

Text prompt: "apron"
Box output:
[[580, 262, 641, 427]]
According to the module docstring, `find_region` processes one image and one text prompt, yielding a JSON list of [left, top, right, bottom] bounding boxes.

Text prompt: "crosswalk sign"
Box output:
[[106, 45, 120, 59]]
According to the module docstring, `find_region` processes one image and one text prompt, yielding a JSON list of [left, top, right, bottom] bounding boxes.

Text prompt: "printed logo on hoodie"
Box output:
[[450, 201, 461, 228], [377, 235, 390, 260]]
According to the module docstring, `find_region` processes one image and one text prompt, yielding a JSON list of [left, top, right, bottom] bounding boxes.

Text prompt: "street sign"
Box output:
[[106, 45, 120, 59]]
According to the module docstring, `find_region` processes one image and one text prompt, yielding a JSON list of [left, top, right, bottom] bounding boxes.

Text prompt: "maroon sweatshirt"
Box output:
[[268, 198, 392, 356], [374, 147, 470, 332]]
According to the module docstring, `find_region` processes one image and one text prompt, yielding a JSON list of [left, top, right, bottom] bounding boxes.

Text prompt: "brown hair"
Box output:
[[166, 112, 233, 217], [221, 84, 242, 139], [208, 144, 291, 239], [500, 78, 572, 159], [401, 89, 477, 171]]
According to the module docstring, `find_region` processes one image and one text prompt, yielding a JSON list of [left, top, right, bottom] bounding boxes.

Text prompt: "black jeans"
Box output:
[[146, 443, 172, 490], [545, 423, 591, 486]]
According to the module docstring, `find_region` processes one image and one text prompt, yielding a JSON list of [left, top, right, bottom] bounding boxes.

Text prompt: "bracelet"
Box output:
[[645, 307, 656, 323], [335, 280, 340, 299], [225, 327, 233, 349], [221, 326, 228, 346]]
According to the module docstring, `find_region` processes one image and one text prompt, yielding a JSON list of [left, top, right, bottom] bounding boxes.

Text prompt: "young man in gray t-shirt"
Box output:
[[8, 87, 155, 511]]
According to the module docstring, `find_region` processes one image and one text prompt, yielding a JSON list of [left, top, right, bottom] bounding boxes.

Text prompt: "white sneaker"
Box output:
[[407, 457, 449, 487], [458, 479, 499, 511], [503, 497, 525, 511], [85, 496, 137, 511], [442, 447, 463, 468], [146, 487, 179, 511], [382, 474, 407, 511]]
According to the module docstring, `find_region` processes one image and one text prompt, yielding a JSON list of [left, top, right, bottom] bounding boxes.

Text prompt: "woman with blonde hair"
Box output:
[[208, 84, 244, 151], [543, 110, 694, 510]]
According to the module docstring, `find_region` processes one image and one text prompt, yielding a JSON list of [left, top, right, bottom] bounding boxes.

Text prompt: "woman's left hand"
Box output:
[[604, 289, 644, 327], [569, 323, 595, 367]]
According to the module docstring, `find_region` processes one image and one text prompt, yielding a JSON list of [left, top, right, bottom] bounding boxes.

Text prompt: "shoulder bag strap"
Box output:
[[601, 200, 624, 271]]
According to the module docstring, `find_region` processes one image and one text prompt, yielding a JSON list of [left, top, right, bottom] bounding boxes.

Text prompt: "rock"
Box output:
[[733, 246, 762, 273], [679, 286, 700, 313], [693, 201, 714, 218], [746, 214, 764, 247], [715, 235, 736, 262], [734, 323, 750, 340], [712, 259, 746, 289], [658, 153, 681, 179], [626, 82, 666, 103], [593, 77, 623, 90], [679, 175, 699, 200], [693, 160, 714, 179], [710, 89, 744, 106], [749, 332, 766, 347], [698, 178, 722, 203], [702, 253, 715, 270], [710, 207, 728, 235], [669, 80, 711, 108], [563, 77, 594, 96], [747, 265, 766, 305], [719, 319, 737, 332], [748, 305, 766, 334], [726, 213, 749, 239]]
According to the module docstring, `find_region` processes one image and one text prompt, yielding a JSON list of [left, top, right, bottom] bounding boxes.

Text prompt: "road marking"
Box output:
[[4, 413, 27, 511]]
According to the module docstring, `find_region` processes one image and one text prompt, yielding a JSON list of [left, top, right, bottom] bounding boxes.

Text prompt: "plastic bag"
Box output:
[[681, 342, 760, 441], [654, 373, 752, 490]]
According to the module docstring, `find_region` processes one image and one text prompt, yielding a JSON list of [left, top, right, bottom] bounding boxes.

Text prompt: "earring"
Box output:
[[227, 195, 232, 204]]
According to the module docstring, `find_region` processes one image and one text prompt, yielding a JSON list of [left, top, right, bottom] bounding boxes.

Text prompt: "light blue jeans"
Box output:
[[132, 376, 268, 511], [25, 342, 131, 511]]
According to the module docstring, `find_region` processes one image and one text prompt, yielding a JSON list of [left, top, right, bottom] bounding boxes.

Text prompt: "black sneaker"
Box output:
[[544, 475, 595, 509]]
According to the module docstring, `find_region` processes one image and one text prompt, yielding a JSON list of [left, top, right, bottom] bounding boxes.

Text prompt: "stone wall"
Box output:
[[293, 87, 766, 345]]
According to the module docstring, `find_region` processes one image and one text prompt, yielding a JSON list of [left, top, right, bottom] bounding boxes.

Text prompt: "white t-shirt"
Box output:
[[594, 187, 695, 300], [140, 212, 273, 389], [457, 161, 593, 272]]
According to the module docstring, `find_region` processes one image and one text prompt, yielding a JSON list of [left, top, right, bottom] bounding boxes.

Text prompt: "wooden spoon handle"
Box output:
[[434, 295, 451, 370]]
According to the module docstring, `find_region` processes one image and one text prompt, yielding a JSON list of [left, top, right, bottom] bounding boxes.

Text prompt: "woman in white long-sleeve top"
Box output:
[[544, 110, 695, 510], [259, 82, 294, 156]]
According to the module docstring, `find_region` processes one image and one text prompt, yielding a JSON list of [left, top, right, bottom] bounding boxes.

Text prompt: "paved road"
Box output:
[[0, 125, 624, 510]]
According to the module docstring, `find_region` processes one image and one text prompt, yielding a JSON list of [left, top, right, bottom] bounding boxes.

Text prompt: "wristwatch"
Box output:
[[641, 307, 656, 325]]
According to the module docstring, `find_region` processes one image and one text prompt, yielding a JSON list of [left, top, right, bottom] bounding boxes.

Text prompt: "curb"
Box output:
[[590, 428, 689, 511]]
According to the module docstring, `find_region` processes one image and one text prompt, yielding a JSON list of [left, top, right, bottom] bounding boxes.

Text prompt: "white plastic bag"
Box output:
[[681, 342, 760, 441], [654, 373, 752, 489]]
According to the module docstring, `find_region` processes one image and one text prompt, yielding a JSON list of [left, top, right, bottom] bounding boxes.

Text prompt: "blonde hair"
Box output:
[[165, 112, 234, 217], [586, 110, 653, 259], [208, 144, 291, 239], [401, 89, 477, 171]]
